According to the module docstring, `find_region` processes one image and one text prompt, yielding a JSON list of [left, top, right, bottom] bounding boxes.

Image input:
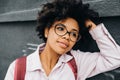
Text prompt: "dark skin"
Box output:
[[40, 18, 96, 76]]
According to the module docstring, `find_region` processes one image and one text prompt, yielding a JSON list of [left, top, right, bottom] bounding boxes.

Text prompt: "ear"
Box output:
[[44, 27, 49, 38]]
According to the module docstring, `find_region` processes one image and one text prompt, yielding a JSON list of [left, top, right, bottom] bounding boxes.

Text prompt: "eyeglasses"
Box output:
[[54, 23, 81, 42]]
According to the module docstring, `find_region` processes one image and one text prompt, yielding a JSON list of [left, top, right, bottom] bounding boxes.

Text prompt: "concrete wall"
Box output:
[[0, 21, 41, 79], [0, 0, 120, 80]]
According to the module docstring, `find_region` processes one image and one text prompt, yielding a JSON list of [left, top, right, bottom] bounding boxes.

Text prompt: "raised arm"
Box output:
[[84, 20, 120, 77]]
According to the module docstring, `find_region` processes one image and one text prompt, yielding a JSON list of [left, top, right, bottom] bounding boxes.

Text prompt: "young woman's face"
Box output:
[[45, 17, 80, 55]]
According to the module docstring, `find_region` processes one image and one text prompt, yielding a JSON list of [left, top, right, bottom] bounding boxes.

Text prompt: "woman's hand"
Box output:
[[85, 19, 97, 30]]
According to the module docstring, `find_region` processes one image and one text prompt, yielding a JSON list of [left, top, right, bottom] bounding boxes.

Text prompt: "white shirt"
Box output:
[[4, 23, 120, 80]]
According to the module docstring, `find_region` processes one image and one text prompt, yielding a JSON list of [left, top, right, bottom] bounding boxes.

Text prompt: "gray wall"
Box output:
[[0, 21, 42, 79], [0, 0, 120, 80]]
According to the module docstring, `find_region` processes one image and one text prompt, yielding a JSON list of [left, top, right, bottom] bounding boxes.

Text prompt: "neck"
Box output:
[[39, 44, 60, 76]]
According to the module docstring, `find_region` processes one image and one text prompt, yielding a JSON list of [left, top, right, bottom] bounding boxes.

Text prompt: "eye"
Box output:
[[70, 32, 78, 38], [56, 26, 65, 31]]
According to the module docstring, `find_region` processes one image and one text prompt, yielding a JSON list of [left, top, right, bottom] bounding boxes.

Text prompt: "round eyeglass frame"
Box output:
[[54, 23, 81, 42]]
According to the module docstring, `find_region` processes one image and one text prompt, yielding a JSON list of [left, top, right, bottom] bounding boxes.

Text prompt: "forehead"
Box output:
[[53, 18, 79, 31]]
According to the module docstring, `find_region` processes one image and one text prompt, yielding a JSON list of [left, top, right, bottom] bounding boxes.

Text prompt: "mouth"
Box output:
[[57, 41, 69, 48]]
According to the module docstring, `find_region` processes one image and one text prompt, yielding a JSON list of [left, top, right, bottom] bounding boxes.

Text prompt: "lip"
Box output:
[[57, 41, 69, 48]]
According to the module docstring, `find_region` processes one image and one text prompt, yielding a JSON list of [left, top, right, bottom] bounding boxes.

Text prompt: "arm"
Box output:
[[4, 61, 15, 80], [85, 20, 120, 77], [85, 19, 97, 30]]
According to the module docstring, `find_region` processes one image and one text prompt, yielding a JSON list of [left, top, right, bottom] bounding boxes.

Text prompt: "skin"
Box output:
[[40, 17, 96, 76]]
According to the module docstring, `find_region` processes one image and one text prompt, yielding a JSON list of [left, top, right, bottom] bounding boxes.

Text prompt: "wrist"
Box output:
[[89, 22, 96, 30], [85, 19, 97, 30]]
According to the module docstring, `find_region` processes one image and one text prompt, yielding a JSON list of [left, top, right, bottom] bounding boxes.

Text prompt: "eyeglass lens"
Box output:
[[54, 24, 81, 42]]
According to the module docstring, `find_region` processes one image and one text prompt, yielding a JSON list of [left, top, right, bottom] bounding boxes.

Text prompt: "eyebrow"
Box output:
[[71, 28, 79, 32]]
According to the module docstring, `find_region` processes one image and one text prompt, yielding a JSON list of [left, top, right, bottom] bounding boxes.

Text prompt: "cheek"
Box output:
[[64, 43, 76, 53], [69, 42, 76, 49], [47, 31, 59, 42], [62, 41, 76, 53]]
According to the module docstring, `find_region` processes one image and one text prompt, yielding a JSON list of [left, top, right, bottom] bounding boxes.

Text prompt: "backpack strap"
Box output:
[[67, 52, 77, 80], [14, 56, 26, 80], [13, 54, 77, 80]]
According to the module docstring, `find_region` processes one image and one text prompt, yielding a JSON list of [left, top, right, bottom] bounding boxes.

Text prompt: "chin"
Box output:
[[56, 49, 68, 55]]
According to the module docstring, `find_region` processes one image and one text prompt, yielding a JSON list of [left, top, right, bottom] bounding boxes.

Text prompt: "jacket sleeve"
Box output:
[[88, 23, 120, 77], [4, 60, 15, 80], [72, 23, 120, 79]]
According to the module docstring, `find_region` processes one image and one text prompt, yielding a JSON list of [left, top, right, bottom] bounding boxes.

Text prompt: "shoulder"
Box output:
[[4, 59, 17, 80], [70, 49, 97, 57], [70, 49, 99, 64]]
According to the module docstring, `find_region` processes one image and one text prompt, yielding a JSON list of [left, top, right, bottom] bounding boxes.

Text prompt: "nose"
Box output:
[[62, 32, 70, 41]]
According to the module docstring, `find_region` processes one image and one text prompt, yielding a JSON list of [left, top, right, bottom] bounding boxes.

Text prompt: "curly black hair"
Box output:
[[36, 0, 100, 51]]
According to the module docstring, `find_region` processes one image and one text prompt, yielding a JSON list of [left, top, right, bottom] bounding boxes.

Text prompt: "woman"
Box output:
[[5, 0, 120, 80]]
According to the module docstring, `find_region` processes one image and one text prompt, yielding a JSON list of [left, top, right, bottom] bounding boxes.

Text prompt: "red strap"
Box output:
[[14, 56, 26, 80], [67, 56, 77, 80], [14, 54, 77, 80]]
